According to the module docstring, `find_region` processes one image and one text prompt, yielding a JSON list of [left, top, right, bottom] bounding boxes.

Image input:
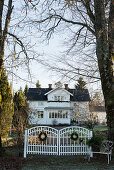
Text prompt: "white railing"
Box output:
[[24, 126, 92, 158], [47, 102, 71, 108]]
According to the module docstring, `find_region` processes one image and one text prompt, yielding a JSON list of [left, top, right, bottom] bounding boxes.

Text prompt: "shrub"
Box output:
[[87, 136, 103, 151]]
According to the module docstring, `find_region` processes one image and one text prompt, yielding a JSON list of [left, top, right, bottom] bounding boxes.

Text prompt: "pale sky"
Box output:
[[10, 34, 68, 91], [5, 0, 102, 96], [9, 34, 101, 95]]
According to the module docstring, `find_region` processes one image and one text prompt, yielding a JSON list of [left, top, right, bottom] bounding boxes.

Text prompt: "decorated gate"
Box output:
[[24, 126, 58, 158], [59, 126, 92, 155], [24, 126, 92, 158]]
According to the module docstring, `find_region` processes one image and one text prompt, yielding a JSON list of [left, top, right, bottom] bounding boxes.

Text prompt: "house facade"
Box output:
[[27, 84, 90, 125]]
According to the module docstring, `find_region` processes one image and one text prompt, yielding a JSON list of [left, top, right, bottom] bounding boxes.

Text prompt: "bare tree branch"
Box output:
[[3, 0, 13, 41]]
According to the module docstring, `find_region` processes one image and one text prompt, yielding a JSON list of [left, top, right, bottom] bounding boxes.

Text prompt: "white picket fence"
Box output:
[[24, 126, 93, 158]]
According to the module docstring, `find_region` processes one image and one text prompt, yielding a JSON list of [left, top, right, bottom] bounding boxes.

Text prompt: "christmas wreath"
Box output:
[[39, 131, 47, 141], [70, 132, 78, 141]]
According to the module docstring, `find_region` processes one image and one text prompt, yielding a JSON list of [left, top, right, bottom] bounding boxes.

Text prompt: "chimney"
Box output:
[[48, 84, 52, 88], [64, 84, 69, 90]]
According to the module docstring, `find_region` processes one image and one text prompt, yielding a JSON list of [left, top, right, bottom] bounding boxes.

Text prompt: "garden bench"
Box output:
[[88, 140, 113, 164]]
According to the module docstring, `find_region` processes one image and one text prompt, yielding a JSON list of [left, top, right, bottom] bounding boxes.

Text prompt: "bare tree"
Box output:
[[23, 0, 114, 140], [0, 0, 40, 79]]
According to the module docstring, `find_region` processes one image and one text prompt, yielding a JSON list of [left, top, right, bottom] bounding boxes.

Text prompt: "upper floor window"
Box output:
[[54, 96, 64, 101]]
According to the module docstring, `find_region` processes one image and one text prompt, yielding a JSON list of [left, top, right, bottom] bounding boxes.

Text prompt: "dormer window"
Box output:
[[54, 96, 57, 101], [58, 96, 61, 101], [54, 96, 64, 101]]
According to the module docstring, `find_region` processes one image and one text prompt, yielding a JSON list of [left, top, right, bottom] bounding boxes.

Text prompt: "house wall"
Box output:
[[28, 101, 71, 125], [28, 101, 47, 125], [28, 100, 89, 125]]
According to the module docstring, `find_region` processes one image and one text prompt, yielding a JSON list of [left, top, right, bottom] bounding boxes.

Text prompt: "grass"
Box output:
[[1, 147, 114, 170], [2, 133, 17, 147], [93, 126, 108, 131], [22, 155, 114, 170]]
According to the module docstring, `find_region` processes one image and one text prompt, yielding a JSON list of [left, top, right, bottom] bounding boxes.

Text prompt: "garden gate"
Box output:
[[24, 126, 92, 158]]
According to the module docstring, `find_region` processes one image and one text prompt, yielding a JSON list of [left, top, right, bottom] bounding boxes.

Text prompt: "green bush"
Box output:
[[87, 136, 103, 148]]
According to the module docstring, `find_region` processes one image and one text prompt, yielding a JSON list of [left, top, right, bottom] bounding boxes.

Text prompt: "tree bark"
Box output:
[[94, 0, 114, 141], [0, 0, 13, 73], [0, 136, 3, 156], [0, 0, 13, 153]]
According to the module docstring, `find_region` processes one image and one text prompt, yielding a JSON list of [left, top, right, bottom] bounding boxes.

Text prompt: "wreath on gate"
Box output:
[[70, 132, 78, 141], [39, 131, 47, 141]]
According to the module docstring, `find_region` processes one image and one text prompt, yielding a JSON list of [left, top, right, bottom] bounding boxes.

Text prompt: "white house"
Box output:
[[27, 84, 90, 125], [89, 105, 107, 124]]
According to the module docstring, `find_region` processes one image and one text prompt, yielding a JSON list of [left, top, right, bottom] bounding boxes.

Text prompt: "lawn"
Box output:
[[1, 153, 114, 170], [93, 126, 108, 131], [22, 155, 114, 170]]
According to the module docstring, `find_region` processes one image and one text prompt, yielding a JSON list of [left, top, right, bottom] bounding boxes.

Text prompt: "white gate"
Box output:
[[59, 126, 92, 155], [24, 126, 92, 158], [24, 126, 58, 158]]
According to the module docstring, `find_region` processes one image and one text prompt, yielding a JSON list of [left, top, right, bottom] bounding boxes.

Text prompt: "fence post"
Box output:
[[24, 128, 28, 158], [59, 130, 60, 155], [90, 130, 93, 158]]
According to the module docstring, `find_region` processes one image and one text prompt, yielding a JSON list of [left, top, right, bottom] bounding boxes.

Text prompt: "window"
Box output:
[[58, 96, 61, 101], [52, 112, 54, 118], [66, 112, 68, 118], [49, 112, 51, 118], [54, 96, 57, 101], [54, 96, 64, 101], [58, 111, 62, 118], [38, 111, 44, 118], [61, 96, 64, 101], [49, 111, 68, 119], [58, 112, 60, 118], [63, 113, 66, 118], [55, 113, 58, 118]]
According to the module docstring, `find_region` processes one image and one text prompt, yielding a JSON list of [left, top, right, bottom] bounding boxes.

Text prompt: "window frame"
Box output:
[[49, 110, 69, 119]]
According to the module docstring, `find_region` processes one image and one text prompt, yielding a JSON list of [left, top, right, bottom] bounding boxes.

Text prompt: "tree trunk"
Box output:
[[0, 136, 3, 156], [0, 50, 4, 73], [94, 0, 114, 141]]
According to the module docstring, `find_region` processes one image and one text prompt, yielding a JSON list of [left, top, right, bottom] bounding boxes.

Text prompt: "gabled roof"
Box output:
[[69, 89, 90, 101], [27, 88, 90, 102], [44, 87, 73, 96]]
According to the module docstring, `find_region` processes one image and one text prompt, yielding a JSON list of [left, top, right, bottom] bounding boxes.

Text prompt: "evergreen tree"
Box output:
[[0, 70, 14, 151], [13, 88, 29, 146], [36, 80, 41, 88], [24, 84, 29, 98], [75, 77, 86, 89]]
